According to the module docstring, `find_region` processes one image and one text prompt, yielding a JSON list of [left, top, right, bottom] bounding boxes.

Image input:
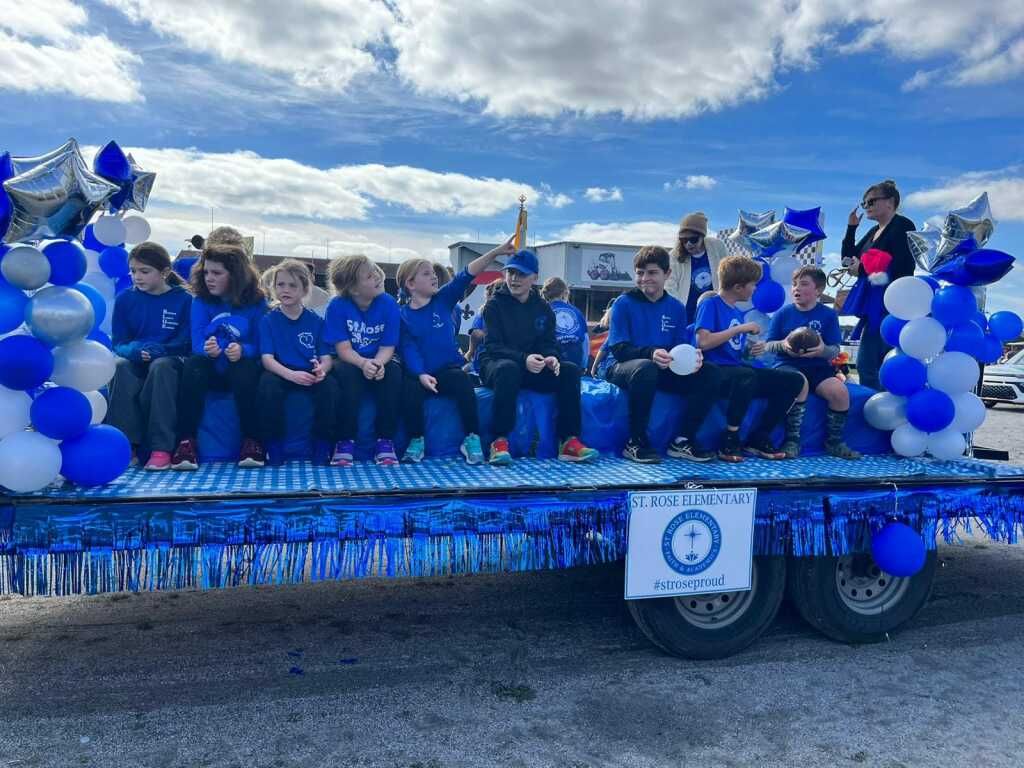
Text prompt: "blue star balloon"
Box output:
[[932, 248, 1015, 287], [93, 143, 155, 213], [781, 206, 826, 247], [93, 140, 132, 183]]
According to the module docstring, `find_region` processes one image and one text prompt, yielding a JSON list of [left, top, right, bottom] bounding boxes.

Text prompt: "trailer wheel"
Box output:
[[627, 556, 786, 660], [787, 550, 937, 644]]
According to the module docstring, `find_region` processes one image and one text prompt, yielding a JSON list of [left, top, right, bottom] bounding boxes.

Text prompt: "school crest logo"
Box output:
[[728, 317, 744, 350], [297, 331, 315, 350], [554, 307, 581, 337], [808, 320, 822, 332], [693, 269, 713, 290], [661, 510, 722, 576]]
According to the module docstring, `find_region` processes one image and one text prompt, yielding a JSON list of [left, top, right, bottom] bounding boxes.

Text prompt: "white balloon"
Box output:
[[80, 271, 116, 303], [1, 245, 51, 290], [927, 351, 980, 395], [899, 317, 946, 361], [951, 391, 986, 433], [84, 390, 108, 424], [883, 347, 900, 363], [735, 300, 754, 312], [770, 256, 800, 286], [0, 431, 62, 492], [668, 344, 699, 376], [51, 340, 116, 391], [99, 311, 112, 337], [863, 391, 908, 431], [93, 215, 127, 247], [891, 423, 928, 457], [84, 249, 102, 273], [743, 309, 771, 340], [122, 216, 151, 243], [884, 276, 934, 321], [0, 386, 32, 439], [926, 428, 967, 461]]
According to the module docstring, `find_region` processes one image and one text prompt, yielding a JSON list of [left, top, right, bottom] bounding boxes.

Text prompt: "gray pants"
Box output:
[[105, 356, 184, 452]]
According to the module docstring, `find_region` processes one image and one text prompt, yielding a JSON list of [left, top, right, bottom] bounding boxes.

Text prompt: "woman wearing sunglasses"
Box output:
[[841, 179, 917, 391], [666, 211, 729, 323]]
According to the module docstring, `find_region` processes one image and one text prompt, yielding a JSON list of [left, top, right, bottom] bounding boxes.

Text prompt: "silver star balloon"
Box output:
[[2, 139, 118, 243], [937, 191, 996, 259], [907, 222, 942, 273], [120, 153, 156, 212], [729, 209, 775, 242], [745, 220, 812, 259]]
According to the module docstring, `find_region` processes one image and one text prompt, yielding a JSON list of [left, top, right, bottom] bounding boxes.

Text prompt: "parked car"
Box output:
[[982, 348, 1024, 407]]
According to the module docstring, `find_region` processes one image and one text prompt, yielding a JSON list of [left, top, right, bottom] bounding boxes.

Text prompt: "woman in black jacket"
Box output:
[[841, 179, 916, 391]]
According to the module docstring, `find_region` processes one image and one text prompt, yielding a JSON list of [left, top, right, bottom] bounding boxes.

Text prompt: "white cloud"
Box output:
[[0, 0, 141, 102], [905, 170, 1024, 221], [539, 183, 573, 208], [554, 220, 677, 246], [665, 175, 719, 191], [584, 187, 623, 203]]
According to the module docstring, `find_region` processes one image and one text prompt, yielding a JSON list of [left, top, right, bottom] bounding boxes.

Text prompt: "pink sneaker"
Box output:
[[144, 450, 172, 471]]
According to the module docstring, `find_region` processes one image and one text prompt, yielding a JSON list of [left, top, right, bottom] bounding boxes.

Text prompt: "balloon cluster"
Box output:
[[0, 139, 155, 492]]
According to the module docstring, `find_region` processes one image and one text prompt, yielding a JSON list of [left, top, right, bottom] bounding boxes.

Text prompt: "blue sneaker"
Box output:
[[460, 433, 484, 464], [375, 438, 399, 466], [330, 440, 354, 468], [403, 436, 425, 463]]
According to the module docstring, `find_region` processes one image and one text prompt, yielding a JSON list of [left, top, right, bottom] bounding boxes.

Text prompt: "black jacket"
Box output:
[[842, 213, 916, 281], [479, 284, 560, 367]]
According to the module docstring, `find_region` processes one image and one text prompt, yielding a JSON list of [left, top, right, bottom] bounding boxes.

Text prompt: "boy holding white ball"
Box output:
[[603, 245, 721, 463]]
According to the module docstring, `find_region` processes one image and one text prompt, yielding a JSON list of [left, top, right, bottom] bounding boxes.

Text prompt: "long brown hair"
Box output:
[[129, 241, 184, 287], [863, 179, 901, 209], [191, 243, 264, 307]]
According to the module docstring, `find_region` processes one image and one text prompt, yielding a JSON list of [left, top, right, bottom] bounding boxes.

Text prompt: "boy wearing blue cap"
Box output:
[[479, 249, 598, 465]]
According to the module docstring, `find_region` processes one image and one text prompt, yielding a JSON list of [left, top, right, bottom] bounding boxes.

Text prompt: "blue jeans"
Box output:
[[857, 324, 891, 392]]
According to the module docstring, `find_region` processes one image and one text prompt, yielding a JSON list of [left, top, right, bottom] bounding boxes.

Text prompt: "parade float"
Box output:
[[1, 139, 1022, 659]]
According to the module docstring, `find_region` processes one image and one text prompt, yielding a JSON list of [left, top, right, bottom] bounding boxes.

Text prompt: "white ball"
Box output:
[[899, 316, 946, 361], [951, 391, 986, 433], [891, 423, 928, 457], [863, 391, 908, 431], [122, 216, 151, 243], [927, 351, 980, 395], [1, 244, 51, 290], [926, 428, 967, 461], [93, 215, 127, 247], [0, 386, 32, 439], [51, 340, 116, 391], [0, 431, 62, 492], [884, 276, 934, 321], [84, 390, 108, 424], [770, 256, 800, 286], [668, 344, 699, 376]]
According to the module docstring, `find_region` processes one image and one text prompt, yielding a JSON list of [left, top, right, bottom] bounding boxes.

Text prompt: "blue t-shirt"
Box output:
[[259, 306, 330, 372], [767, 302, 841, 374], [190, 296, 267, 358], [550, 299, 589, 369], [695, 295, 746, 367], [324, 292, 400, 358], [686, 253, 713, 323], [399, 269, 474, 375], [111, 285, 192, 361]]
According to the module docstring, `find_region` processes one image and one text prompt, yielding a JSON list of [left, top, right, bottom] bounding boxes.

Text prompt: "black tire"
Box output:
[[627, 556, 786, 660], [984, 400, 998, 409], [787, 549, 937, 644]]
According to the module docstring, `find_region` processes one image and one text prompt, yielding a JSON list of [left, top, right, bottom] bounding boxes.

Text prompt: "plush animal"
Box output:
[[860, 248, 893, 286]]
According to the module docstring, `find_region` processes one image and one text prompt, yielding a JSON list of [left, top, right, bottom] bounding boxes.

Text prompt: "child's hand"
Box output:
[[651, 348, 673, 369], [419, 373, 438, 393], [310, 358, 326, 382], [693, 348, 704, 371], [525, 354, 546, 374], [224, 342, 242, 362], [749, 341, 766, 357], [487, 234, 517, 259], [740, 322, 762, 336], [781, 340, 797, 356], [373, 361, 386, 380], [543, 355, 560, 376], [290, 370, 317, 386], [140, 349, 152, 362], [204, 336, 221, 359], [361, 358, 380, 380]]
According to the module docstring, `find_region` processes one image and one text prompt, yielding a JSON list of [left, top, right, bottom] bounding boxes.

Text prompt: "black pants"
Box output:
[[106, 356, 183, 452], [178, 356, 262, 441], [480, 358, 582, 440], [331, 359, 401, 439], [403, 365, 479, 438], [256, 371, 338, 443], [717, 365, 804, 439], [607, 358, 722, 442]]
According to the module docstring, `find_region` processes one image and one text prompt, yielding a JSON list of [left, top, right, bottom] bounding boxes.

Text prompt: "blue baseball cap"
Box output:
[[503, 249, 538, 276]]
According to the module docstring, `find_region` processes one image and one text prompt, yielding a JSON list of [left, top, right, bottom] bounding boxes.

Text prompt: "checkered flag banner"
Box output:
[[716, 229, 823, 267]]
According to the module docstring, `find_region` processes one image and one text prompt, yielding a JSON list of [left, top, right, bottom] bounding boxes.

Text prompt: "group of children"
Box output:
[[106, 229, 859, 472]]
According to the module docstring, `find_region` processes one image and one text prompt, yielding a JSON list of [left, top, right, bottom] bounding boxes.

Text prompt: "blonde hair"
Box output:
[[265, 259, 311, 301], [541, 276, 568, 302], [206, 226, 246, 248], [396, 257, 433, 297], [329, 254, 383, 297], [718, 255, 763, 290]]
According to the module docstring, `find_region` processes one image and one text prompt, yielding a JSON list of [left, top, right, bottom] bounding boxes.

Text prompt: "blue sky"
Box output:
[[3, 0, 1023, 313]]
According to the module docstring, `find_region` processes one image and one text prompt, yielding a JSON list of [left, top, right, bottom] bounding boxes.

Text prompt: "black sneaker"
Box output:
[[744, 437, 787, 460], [622, 437, 661, 464], [667, 437, 716, 462], [718, 431, 744, 463]]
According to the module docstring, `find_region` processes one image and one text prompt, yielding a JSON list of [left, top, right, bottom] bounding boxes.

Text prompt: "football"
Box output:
[[786, 327, 821, 354]]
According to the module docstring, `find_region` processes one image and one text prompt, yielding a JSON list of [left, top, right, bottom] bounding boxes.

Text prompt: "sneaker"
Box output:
[[718, 431, 744, 464], [745, 437, 786, 461], [238, 438, 265, 468], [403, 436, 425, 463], [171, 438, 199, 471], [559, 436, 598, 463], [622, 437, 661, 464], [375, 438, 398, 466], [667, 436, 715, 462], [461, 433, 485, 465], [144, 450, 172, 471], [330, 439, 355, 468], [489, 437, 513, 466]]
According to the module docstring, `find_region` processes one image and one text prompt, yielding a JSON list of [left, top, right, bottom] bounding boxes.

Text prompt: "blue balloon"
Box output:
[[93, 140, 132, 182], [879, 353, 927, 396], [933, 248, 1015, 287], [906, 389, 954, 433], [920, 276, 940, 292], [930, 285, 977, 328], [752, 279, 785, 313], [781, 206, 826, 246], [0, 151, 13, 183], [871, 522, 926, 577], [115, 274, 133, 294], [0, 335, 54, 390], [88, 328, 112, 348], [945, 321, 985, 355], [42, 240, 88, 286], [172, 256, 197, 283], [71, 282, 106, 329], [978, 334, 1004, 363], [988, 311, 1023, 342], [60, 425, 131, 487], [82, 225, 105, 252], [0, 279, 27, 333], [880, 315, 908, 348], [973, 311, 988, 331], [30, 386, 91, 441], [99, 246, 130, 279]]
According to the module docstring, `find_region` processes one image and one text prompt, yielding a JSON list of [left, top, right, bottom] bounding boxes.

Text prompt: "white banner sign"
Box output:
[[625, 488, 757, 600]]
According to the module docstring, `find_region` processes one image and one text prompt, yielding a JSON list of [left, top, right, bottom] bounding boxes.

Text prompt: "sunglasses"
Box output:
[[679, 234, 703, 245], [861, 195, 892, 209]]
